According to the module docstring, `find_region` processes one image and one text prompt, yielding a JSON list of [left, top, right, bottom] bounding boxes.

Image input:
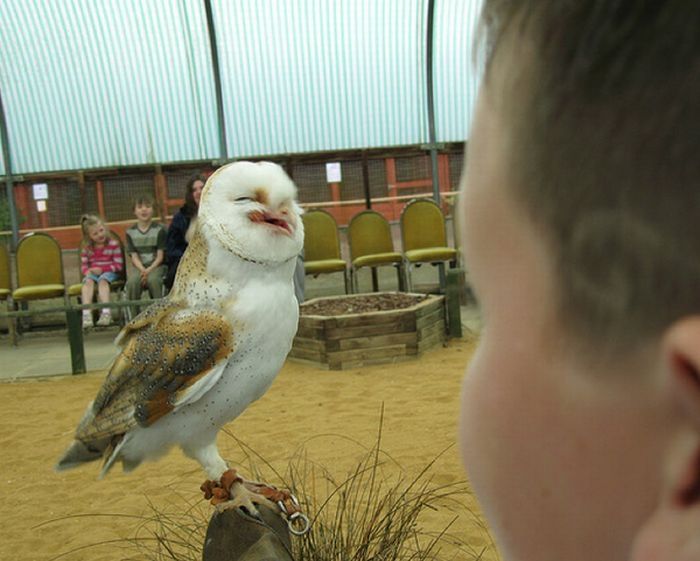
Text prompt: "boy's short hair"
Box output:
[[132, 193, 156, 211], [479, 1, 700, 352]]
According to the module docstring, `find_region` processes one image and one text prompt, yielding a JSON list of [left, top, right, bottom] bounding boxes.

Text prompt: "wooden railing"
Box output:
[[0, 268, 466, 374]]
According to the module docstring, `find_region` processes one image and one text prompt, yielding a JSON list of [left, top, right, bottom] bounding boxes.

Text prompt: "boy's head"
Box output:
[[458, 3, 700, 561], [132, 194, 156, 222]]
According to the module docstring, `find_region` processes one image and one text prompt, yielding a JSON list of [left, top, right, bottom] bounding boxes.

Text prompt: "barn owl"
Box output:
[[56, 161, 304, 509]]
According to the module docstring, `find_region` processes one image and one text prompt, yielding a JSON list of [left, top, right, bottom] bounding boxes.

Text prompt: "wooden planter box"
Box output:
[[289, 293, 446, 370]]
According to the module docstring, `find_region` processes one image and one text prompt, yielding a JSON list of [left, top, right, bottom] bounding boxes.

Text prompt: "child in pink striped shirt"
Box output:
[[79, 214, 124, 328]]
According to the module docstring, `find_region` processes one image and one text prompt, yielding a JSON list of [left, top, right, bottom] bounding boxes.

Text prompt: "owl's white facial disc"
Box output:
[[198, 161, 304, 263]]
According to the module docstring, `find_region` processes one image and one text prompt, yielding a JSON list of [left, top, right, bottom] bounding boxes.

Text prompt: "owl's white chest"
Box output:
[[128, 260, 299, 456], [216, 277, 299, 407]]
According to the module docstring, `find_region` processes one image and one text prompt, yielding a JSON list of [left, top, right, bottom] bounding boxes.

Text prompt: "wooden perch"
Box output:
[[202, 503, 295, 561]]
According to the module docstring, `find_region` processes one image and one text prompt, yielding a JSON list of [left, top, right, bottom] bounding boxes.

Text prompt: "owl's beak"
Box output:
[[249, 210, 293, 235]]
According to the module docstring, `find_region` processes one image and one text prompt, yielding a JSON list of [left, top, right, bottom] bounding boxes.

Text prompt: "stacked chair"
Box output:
[[400, 198, 458, 292], [347, 210, 405, 293], [301, 209, 349, 294]]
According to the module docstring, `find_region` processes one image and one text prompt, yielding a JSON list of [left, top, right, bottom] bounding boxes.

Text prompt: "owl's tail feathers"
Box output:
[[55, 434, 131, 478], [54, 402, 110, 473], [54, 439, 105, 472], [99, 435, 130, 479]]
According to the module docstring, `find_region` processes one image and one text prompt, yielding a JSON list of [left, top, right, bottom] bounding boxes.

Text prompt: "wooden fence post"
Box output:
[[66, 308, 86, 374], [445, 268, 463, 338]]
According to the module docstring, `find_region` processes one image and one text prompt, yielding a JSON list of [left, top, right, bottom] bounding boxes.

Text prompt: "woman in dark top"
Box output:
[[164, 173, 205, 289]]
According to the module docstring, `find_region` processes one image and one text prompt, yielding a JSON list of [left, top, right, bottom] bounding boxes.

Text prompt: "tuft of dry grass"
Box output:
[[40, 418, 491, 561]]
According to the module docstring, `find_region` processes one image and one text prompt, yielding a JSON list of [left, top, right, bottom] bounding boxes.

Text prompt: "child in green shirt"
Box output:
[[125, 195, 166, 316]]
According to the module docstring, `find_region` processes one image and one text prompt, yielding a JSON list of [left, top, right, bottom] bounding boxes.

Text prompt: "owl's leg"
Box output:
[[185, 441, 264, 515], [182, 440, 228, 480]]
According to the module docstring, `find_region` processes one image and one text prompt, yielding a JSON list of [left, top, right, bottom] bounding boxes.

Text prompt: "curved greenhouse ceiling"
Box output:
[[0, 0, 483, 176]]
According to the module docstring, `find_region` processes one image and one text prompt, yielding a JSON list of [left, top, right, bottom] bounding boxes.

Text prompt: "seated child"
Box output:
[[79, 214, 124, 328], [458, 3, 700, 561], [125, 194, 166, 316]]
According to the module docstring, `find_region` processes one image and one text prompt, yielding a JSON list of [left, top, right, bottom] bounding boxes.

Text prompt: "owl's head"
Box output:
[[198, 161, 304, 264]]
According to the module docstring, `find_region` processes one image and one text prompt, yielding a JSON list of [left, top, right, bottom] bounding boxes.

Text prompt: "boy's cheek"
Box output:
[[459, 340, 527, 482], [461, 336, 669, 561], [459, 335, 566, 515], [459, 343, 528, 545]]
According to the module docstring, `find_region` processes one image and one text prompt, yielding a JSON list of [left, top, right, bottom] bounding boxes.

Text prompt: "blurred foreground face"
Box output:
[[457, 65, 671, 561]]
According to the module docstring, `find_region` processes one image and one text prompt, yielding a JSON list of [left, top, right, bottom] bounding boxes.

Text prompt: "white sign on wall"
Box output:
[[33, 183, 49, 200], [325, 162, 342, 183], [36, 200, 47, 212]]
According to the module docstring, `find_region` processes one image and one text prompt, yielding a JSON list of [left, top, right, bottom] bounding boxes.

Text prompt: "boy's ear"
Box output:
[[666, 318, 700, 428], [631, 317, 700, 561]]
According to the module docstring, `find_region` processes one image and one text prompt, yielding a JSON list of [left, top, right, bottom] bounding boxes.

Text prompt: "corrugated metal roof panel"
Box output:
[[212, 0, 428, 157], [0, 0, 483, 175], [434, 0, 483, 143], [0, 0, 220, 175]]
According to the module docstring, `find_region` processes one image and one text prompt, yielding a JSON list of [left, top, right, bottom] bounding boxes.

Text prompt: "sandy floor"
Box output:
[[0, 339, 497, 561]]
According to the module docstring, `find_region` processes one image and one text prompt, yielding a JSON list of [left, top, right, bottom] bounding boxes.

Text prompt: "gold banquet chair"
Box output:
[[0, 241, 11, 303], [0, 241, 16, 342], [347, 210, 405, 293], [400, 198, 458, 292], [12, 232, 68, 331], [302, 209, 349, 294]]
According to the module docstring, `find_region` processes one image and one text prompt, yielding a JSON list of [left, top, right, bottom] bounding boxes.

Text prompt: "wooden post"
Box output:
[[66, 308, 86, 374], [445, 268, 463, 338], [362, 151, 371, 209], [15, 183, 32, 229], [96, 180, 105, 219], [385, 157, 397, 219], [328, 181, 343, 223], [77, 171, 86, 215], [154, 165, 168, 222], [328, 182, 340, 204], [438, 154, 451, 209]]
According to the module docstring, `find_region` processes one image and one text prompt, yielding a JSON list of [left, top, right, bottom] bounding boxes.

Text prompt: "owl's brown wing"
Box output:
[[75, 301, 235, 443]]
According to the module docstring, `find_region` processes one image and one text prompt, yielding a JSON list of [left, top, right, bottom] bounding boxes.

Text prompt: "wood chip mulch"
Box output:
[[300, 293, 430, 316]]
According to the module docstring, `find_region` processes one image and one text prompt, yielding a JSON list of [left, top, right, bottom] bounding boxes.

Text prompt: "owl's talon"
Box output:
[[202, 470, 311, 534], [202, 468, 277, 519], [201, 468, 242, 503], [213, 482, 276, 520]]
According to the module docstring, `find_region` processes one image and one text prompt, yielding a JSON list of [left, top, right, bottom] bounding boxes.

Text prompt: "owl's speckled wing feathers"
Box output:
[[74, 301, 234, 445]]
